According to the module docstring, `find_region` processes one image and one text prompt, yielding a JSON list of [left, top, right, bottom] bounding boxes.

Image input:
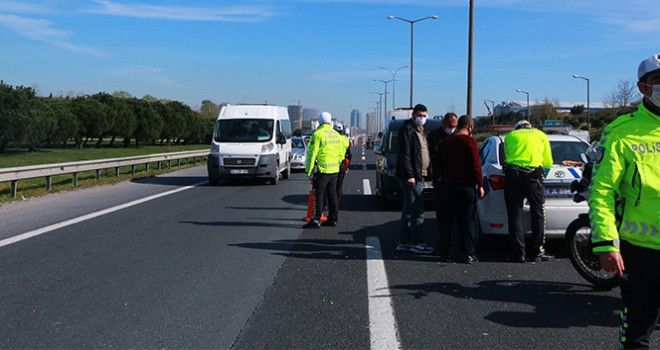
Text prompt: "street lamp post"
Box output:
[[372, 91, 387, 132], [387, 15, 438, 108], [374, 79, 394, 125], [378, 65, 408, 110], [516, 89, 530, 120], [572, 74, 591, 136], [467, 0, 474, 117]]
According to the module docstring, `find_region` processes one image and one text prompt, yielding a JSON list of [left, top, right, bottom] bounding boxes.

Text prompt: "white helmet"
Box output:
[[333, 122, 344, 131], [638, 53, 660, 80]]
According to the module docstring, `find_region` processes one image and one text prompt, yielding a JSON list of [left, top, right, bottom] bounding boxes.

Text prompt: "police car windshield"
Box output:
[[292, 138, 305, 148], [215, 119, 274, 143]]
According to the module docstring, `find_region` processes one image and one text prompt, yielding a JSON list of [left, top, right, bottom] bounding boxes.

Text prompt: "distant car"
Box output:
[[477, 133, 590, 238], [375, 118, 443, 206], [290, 136, 310, 171]]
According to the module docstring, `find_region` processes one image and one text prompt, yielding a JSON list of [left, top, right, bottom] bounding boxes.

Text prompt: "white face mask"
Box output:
[[414, 117, 427, 126], [647, 84, 660, 108], [444, 127, 456, 135]]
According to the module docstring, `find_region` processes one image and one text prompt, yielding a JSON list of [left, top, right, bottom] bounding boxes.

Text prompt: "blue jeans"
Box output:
[[398, 179, 425, 245]]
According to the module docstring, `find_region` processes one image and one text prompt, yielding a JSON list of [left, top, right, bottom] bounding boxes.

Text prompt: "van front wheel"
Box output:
[[282, 162, 291, 179], [270, 173, 279, 185]]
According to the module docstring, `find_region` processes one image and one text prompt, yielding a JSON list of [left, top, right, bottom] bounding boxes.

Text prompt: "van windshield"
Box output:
[[214, 119, 274, 142]]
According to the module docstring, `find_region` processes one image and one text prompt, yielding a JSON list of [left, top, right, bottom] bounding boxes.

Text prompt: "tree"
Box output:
[[570, 105, 585, 116], [46, 100, 78, 146], [200, 100, 219, 119], [0, 84, 40, 152], [531, 98, 559, 125], [112, 90, 134, 99], [131, 99, 163, 147], [604, 79, 640, 108]]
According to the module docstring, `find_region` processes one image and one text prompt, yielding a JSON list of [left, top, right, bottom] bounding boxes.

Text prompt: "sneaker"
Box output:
[[466, 255, 479, 264], [395, 243, 411, 252], [410, 244, 434, 254], [529, 252, 555, 262], [303, 220, 320, 229]]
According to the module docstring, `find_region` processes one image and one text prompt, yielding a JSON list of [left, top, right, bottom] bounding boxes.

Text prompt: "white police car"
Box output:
[[477, 134, 590, 238]]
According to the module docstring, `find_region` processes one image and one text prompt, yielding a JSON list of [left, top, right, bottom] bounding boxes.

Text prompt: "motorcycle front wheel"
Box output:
[[565, 216, 620, 289]]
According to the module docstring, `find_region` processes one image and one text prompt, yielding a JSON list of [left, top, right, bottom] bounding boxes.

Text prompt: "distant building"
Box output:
[[366, 112, 376, 135], [350, 109, 361, 129], [288, 105, 304, 130], [303, 108, 320, 121], [493, 100, 607, 117]]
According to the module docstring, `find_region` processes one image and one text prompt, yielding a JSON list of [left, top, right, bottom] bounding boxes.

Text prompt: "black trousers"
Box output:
[[619, 241, 660, 349], [441, 184, 478, 258], [313, 173, 338, 222], [434, 181, 447, 254], [504, 168, 546, 259], [336, 169, 346, 206]]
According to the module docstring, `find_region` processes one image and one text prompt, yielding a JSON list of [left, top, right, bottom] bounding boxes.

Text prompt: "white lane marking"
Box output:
[[363, 179, 372, 195], [366, 236, 401, 350], [0, 181, 207, 249], [364, 178, 400, 349]]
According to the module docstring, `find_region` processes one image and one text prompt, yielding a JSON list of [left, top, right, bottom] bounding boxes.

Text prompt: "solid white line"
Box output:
[[366, 236, 401, 350], [363, 179, 372, 195], [0, 181, 207, 249]]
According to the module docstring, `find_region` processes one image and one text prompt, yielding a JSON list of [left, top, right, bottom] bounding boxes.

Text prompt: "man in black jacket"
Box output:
[[395, 104, 433, 254]]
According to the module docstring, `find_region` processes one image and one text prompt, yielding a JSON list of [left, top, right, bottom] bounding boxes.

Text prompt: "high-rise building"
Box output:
[[366, 112, 376, 135], [350, 109, 361, 129], [303, 108, 320, 121], [288, 105, 304, 130]]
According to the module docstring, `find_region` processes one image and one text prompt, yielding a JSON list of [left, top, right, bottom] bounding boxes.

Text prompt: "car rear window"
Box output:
[[498, 140, 588, 165]]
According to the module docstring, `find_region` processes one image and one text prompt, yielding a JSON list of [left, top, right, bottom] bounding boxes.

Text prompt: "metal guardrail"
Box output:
[[0, 150, 209, 198]]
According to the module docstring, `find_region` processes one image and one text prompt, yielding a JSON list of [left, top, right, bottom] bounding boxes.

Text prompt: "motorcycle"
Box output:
[[565, 141, 620, 289]]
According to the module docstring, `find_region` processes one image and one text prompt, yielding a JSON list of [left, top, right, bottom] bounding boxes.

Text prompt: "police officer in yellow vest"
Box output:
[[589, 53, 660, 349], [503, 119, 554, 263], [303, 112, 347, 228]]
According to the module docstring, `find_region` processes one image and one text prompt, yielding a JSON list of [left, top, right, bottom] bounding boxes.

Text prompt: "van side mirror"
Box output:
[[276, 133, 286, 144]]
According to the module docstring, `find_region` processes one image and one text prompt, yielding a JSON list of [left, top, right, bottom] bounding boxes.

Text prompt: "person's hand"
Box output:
[[407, 178, 416, 186], [599, 251, 625, 278], [477, 186, 485, 199]]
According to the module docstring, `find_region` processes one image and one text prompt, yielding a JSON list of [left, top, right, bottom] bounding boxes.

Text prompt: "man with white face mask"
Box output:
[[589, 53, 660, 349], [395, 104, 433, 254], [428, 112, 458, 261]]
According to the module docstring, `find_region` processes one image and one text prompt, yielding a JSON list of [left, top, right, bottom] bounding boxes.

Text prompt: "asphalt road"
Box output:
[[0, 145, 652, 349]]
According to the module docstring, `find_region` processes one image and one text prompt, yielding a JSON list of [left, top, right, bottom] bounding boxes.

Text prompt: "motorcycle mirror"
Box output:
[[580, 153, 589, 164]]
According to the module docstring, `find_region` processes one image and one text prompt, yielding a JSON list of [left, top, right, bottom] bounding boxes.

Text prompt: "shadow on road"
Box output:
[[389, 279, 620, 328]]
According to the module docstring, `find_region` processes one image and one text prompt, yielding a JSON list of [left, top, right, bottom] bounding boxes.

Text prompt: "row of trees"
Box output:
[[0, 82, 218, 153]]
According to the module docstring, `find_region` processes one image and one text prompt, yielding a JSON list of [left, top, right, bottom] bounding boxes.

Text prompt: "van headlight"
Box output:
[[261, 142, 274, 153], [211, 143, 219, 153]]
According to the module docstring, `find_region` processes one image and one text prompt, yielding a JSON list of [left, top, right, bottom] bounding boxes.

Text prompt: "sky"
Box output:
[[1, 0, 659, 126]]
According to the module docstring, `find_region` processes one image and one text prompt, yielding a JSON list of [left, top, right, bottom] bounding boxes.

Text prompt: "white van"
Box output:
[[389, 108, 413, 120], [207, 104, 292, 185]]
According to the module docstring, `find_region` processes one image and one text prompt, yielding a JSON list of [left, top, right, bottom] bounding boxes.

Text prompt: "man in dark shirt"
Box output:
[[428, 112, 458, 261], [438, 115, 484, 263]]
